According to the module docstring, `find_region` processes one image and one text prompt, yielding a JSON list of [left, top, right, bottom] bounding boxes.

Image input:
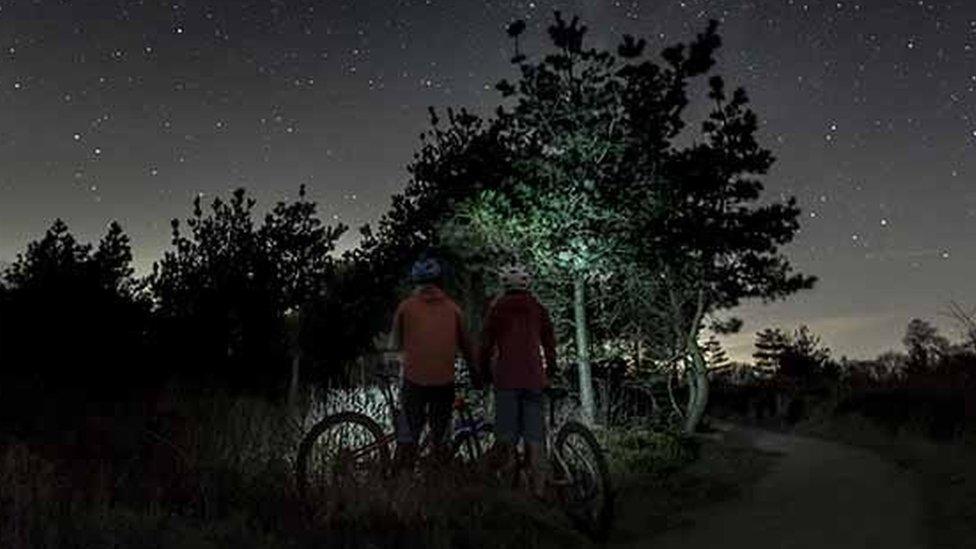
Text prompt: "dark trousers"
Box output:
[[396, 379, 454, 448]]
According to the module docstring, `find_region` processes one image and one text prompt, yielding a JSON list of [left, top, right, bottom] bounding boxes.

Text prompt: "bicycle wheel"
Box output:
[[295, 411, 390, 497], [552, 420, 614, 540]]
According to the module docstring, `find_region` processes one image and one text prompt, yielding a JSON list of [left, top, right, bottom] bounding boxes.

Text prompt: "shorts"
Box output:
[[396, 379, 454, 446], [494, 389, 544, 445]]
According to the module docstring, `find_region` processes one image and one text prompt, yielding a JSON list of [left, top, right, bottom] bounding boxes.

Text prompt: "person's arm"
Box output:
[[540, 305, 558, 383]]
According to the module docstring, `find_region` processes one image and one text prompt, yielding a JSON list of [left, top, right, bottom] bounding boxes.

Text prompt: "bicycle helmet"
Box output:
[[409, 257, 443, 283], [498, 263, 531, 290]]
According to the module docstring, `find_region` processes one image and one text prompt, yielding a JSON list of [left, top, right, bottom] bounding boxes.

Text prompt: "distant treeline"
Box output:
[[706, 319, 976, 441]]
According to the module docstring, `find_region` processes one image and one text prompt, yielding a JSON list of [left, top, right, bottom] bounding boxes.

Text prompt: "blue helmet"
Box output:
[[409, 257, 442, 283]]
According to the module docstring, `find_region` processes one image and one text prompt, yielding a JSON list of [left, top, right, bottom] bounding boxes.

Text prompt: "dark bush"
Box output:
[[0, 220, 152, 444]]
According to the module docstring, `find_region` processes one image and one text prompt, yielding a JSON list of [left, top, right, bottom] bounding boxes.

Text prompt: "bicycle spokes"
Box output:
[[305, 421, 385, 488], [551, 421, 613, 540], [558, 439, 600, 501]]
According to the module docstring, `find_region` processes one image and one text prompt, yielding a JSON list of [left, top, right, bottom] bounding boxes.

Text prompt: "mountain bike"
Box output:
[[447, 378, 614, 540], [295, 373, 613, 539], [294, 372, 492, 496]]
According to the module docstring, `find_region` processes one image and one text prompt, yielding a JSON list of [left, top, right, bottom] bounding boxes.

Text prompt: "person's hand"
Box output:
[[480, 365, 493, 386]]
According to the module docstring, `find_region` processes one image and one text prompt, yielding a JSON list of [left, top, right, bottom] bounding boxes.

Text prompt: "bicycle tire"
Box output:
[[553, 420, 615, 540], [295, 411, 390, 497]]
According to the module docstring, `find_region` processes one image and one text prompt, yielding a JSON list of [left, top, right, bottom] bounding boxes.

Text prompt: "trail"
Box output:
[[611, 423, 926, 549]]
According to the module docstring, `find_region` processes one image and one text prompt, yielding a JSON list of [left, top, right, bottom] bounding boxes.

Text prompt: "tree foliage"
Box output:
[[0, 219, 149, 436], [345, 105, 517, 343], [752, 325, 834, 381], [149, 187, 345, 396], [902, 318, 950, 371], [754, 327, 790, 375], [437, 13, 814, 430]]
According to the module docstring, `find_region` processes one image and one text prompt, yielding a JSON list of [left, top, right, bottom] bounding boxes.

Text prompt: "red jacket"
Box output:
[[480, 291, 557, 390]]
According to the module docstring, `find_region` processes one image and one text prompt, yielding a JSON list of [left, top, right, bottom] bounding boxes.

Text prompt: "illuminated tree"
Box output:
[[432, 13, 814, 431], [477, 13, 640, 424]]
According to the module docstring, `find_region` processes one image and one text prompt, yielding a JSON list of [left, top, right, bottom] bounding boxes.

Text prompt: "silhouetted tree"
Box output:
[[752, 325, 833, 381], [873, 350, 910, 382], [150, 187, 345, 398], [337, 105, 516, 366], [0, 219, 149, 438], [943, 301, 976, 353], [630, 69, 815, 432], [754, 328, 789, 376], [778, 325, 834, 380], [703, 336, 730, 371], [902, 318, 950, 371]]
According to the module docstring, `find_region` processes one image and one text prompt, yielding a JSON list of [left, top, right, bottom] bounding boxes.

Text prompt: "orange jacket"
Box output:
[[391, 286, 471, 386]]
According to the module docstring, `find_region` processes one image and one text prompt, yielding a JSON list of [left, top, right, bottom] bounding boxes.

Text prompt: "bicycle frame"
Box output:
[[374, 373, 490, 458], [368, 371, 595, 491]]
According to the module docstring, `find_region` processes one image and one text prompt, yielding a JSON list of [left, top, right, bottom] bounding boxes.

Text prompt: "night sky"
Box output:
[[1, 1, 975, 361]]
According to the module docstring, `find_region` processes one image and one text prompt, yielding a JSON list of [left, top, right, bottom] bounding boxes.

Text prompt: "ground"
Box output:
[[609, 421, 927, 549]]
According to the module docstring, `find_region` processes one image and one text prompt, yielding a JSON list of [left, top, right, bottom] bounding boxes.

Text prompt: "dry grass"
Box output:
[[5, 377, 758, 548], [0, 383, 595, 549], [0, 442, 61, 548]]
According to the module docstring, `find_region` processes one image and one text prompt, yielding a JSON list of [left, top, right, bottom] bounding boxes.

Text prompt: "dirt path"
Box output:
[[611, 423, 926, 549]]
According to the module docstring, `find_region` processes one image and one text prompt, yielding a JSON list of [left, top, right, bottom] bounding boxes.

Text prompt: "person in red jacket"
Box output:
[[480, 263, 558, 498], [389, 256, 474, 472]]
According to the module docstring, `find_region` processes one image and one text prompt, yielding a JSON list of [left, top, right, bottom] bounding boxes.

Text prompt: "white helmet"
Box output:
[[498, 263, 531, 290]]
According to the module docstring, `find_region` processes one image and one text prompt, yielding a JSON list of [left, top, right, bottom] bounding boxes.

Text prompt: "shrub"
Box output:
[[606, 424, 700, 480]]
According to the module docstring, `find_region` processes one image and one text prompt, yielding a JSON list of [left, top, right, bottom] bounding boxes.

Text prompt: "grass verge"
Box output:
[[605, 422, 782, 545]]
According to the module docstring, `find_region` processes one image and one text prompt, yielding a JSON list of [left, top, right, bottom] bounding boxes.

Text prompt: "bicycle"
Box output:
[[294, 371, 492, 496], [295, 373, 613, 539], [455, 383, 614, 541]]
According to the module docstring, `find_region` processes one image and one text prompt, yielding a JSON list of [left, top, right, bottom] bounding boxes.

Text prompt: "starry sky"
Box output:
[[1, 0, 975, 361]]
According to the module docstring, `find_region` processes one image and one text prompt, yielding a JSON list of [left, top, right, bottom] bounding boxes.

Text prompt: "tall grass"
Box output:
[[1, 381, 593, 549], [0, 442, 60, 548]]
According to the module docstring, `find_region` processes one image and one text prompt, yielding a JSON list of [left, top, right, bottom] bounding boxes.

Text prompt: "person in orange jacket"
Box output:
[[389, 256, 475, 471]]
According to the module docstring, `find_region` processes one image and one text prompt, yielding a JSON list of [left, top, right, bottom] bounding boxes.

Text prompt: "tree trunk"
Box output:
[[285, 309, 302, 410], [635, 337, 643, 372], [683, 340, 710, 434], [287, 352, 301, 409], [465, 269, 486, 335], [573, 276, 596, 425]]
